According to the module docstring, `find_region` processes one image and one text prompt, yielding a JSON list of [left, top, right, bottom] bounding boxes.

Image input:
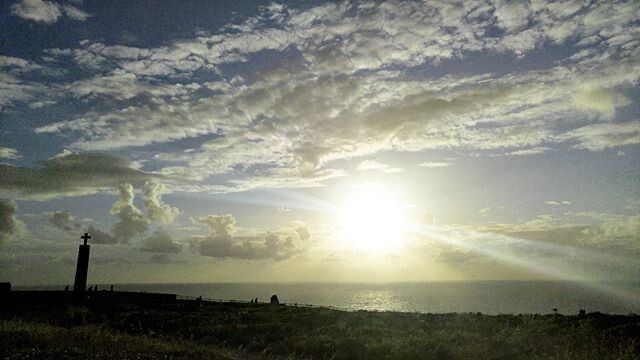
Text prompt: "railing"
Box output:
[[175, 294, 349, 311]]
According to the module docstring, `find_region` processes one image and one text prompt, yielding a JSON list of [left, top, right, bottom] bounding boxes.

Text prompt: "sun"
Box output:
[[337, 183, 407, 253]]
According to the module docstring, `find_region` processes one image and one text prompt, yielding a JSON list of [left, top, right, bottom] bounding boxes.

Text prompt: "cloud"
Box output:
[[0, 147, 21, 160], [61, 4, 90, 21], [6, 0, 640, 196], [504, 147, 551, 156], [437, 248, 477, 265], [0, 73, 49, 112], [356, 160, 403, 173], [560, 121, 640, 151], [470, 213, 640, 256], [192, 214, 235, 238], [10, 0, 90, 23], [141, 229, 181, 253], [193, 214, 308, 260], [544, 200, 571, 206], [49, 210, 80, 232], [110, 183, 148, 243], [493, 0, 530, 33], [277, 206, 291, 213], [42, 183, 179, 244], [418, 161, 453, 168], [0, 151, 157, 199], [295, 223, 311, 241], [142, 181, 179, 224], [0, 56, 44, 73], [572, 86, 629, 117], [414, 212, 640, 282], [11, 0, 61, 24], [86, 224, 116, 244], [198, 233, 303, 260], [0, 199, 19, 244]]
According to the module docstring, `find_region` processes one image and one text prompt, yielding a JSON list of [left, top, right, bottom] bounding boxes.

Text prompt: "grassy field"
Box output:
[[1, 300, 638, 359]]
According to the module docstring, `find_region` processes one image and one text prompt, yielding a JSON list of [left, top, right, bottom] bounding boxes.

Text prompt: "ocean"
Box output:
[[23, 281, 639, 315]]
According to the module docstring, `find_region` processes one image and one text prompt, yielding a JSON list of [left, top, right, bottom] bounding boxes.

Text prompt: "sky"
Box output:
[[0, 0, 639, 287]]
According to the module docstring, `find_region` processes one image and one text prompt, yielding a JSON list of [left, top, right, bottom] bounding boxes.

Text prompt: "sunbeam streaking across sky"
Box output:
[[414, 224, 640, 305]]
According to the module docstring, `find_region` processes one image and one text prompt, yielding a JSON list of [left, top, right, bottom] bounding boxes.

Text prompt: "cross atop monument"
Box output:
[[81, 232, 91, 245]]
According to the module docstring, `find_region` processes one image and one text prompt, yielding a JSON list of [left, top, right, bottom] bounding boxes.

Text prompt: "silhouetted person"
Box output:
[[64, 285, 69, 291], [270, 294, 279, 305], [110, 284, 114, 292], [94, 285, 98, 291], [255, 297, 258, 304]]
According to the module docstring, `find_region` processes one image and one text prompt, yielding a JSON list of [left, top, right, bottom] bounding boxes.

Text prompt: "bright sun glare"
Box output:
[[338, 183, 407, 253]]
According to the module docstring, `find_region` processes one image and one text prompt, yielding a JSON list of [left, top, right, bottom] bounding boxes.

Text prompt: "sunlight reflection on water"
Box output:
[[21, 281, 640, 314], [348, 289, 408, 312]]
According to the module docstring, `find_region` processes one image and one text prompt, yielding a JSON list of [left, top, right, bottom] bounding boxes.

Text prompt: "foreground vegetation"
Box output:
[[1, 300, 638, 359]]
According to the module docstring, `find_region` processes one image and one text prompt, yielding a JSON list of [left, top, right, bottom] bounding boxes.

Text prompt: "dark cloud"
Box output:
[[141, 229, 181, 253], [198, 233, 302, 260], [0, 199, 18, 244], [295, 225, 311, 241], [0, 151, 157, 200], [194, 214, 308, 260], [504, 226, 590, 246], [437, 249, 477, 265], [468, 213, 640, 257], [110, 183, 148, 243], [42, 181, 182, 246], [87, 225, 117, 244], [49, 210, 80, 232]]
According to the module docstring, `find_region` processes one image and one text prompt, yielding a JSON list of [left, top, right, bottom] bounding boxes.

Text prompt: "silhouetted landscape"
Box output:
[[2, 295, 639, 359]]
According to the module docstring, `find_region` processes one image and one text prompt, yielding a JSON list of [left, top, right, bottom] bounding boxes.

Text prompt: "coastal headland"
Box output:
[[1, 290, 638, 359]]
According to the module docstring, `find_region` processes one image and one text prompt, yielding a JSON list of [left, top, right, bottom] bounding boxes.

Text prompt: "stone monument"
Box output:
[[73, 232, 91, 296]]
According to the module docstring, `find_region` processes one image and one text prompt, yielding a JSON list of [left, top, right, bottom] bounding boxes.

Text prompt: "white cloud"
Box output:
[[6, 0, 640, 196], [572, 86, 629, 118], [10, 0, 90, 23], [142, 181, 180, 224], [0, 147, 21, 160], [61, 4, 90, 21], [0, 73, 48, 112], [356, 160, 403, 173], [192, 214, 236, 238], [504, 147, 551, 156], [418, 161, 453, 168], [11, 0, 61, 24], [545, 200, 571, 206], [493, 0, 530, 33], [0, 56, 44, 73], [561, 121, 640, 151]]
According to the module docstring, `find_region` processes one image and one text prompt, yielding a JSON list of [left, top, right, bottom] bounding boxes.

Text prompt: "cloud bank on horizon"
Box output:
[[0, 0, 638, 284]]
